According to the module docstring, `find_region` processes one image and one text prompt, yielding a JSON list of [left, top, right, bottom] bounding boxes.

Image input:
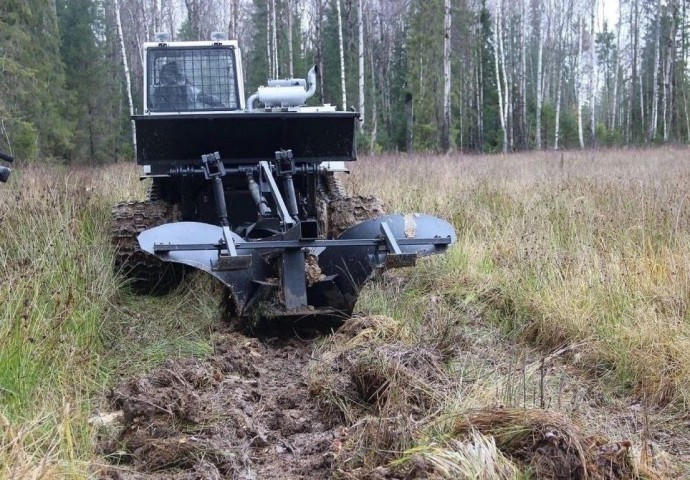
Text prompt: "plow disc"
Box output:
[[138, 213, 455, 321]]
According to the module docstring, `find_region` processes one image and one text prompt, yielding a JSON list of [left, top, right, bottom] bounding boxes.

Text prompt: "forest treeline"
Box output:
[[0, 0, 687, 162]]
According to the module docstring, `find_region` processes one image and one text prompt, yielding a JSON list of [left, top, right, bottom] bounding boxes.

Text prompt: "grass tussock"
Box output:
[[309, 313, 458, 471], [310, 310, 666, 479]]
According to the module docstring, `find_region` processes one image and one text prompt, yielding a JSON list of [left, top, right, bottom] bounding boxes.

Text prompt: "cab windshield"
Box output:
[[147, 47, 240, 112]]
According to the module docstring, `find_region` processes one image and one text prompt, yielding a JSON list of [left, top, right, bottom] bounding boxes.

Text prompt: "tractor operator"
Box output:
[[152, 61, 225, 111]]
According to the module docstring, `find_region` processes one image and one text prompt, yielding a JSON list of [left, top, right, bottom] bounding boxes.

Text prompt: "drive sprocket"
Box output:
[[111, 200, 185, 294]]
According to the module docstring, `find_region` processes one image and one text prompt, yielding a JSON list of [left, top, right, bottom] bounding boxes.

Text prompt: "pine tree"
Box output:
[[0, 0, 74, 159]]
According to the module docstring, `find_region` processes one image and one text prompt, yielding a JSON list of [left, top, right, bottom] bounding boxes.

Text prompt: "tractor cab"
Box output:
[[144, 35, 245, 114]]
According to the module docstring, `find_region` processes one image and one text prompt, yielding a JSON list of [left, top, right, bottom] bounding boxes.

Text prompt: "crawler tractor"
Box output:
[[112, 33, 455, 326]]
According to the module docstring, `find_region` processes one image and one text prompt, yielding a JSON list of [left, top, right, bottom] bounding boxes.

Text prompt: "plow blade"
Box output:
[[138, 222, 267, 312], [137, 213, 455, 320], [318, 214, 456, 311]]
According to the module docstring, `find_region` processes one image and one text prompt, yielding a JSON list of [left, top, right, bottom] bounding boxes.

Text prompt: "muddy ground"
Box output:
[[97, 329, 347, 480], [94, 308, 676, 479]]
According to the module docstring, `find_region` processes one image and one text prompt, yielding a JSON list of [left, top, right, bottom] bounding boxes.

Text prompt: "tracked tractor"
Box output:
[[112, 33, 455, 326]]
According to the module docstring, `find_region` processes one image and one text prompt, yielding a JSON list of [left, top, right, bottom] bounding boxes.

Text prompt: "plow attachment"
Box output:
[[138, 213, 455, 321]]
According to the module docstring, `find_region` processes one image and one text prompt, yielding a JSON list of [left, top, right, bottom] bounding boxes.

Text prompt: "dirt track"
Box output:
[[97, 311, 656, 480], [99, 330, 350, 480]]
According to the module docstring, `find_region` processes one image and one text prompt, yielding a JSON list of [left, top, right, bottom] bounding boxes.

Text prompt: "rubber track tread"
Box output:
[[111, 200, 184, 294]]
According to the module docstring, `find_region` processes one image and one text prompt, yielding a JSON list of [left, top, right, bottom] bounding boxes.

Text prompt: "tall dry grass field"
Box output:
[[350, 148, 690, 406]]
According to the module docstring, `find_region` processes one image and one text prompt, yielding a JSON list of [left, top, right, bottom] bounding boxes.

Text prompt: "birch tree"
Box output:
[[649, 0, 661, 141], [114, 0, 137, 155], [577, 16, 584, 149], [359, 0, 365, 131], [442, 0, 451, 151], [535, 5, 544, 150], [336, 0, 347, 110], [287, 0, 294, 77], [589, 0, 596, 146]]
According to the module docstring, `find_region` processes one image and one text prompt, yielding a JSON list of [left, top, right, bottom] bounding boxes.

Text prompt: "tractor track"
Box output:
[[111, 200, 185, 294], [98, 330, 345, 480]]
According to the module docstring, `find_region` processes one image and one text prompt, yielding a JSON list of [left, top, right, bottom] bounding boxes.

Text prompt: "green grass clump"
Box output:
[[0, 164, 217, 477], [0, 166, 121, 477]]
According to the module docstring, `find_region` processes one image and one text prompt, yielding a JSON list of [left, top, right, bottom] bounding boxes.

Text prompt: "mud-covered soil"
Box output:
[[96, 311, 661, 480], [327, 196, 386, 238], [98, 331, 346, 480]]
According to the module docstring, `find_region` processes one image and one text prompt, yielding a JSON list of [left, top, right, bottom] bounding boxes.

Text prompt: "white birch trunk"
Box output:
[[442, 0, 452, 152], [288, 0, 294, 77], [115, 0, 137, 156], [228, 0, 237, 39], [140, 1, 150, 41], [271, 0, 279, 77], [536, 10, 543, 150], [127, 8, 145, 68], [267, 2, 273, 78], [358, 0, 365, 131], [577, 17, 584, 149], [500, 1, 509, 150], [589, 1, 596, 146], [640, 71, 645, 132], [494, 4, 507, 153], [611, 14, 620, 130], [650, 0, 661, 141], [554, 46, 563, 150], [336, 0, 347, 111], [369, 37, 377, 150], [663, 1, 676, 141], [520, 0, 527, 147]]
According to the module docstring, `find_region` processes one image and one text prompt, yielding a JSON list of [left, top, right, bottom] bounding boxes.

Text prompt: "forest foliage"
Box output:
[[1, 0, 689, 162]]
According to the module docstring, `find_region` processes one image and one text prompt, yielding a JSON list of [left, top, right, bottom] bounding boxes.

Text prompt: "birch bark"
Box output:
[[577, 17, 584, 149], [649, 0, 661, 141], [589, 1, 596, 146], [359, 0, 365, 131], [336, 0, 347, 110], [442, 0, 452, 151], [114, 0, 137, 156], [536, 7, 543, 150]]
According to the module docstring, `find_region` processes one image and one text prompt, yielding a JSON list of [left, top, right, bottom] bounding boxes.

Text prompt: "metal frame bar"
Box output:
[[153, 236, 452, 253], [259, 161, 295, 227]]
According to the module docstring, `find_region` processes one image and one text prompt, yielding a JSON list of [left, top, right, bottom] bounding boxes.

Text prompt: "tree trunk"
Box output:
[[520, 0, 527, 149], [612, 13, 620, 130], [228, 0, 238, 39], [369, 34, 377, 150], [554, 43, 563, 150], [649, 0, 661, 141], [536, 7, 543, 150], [358, 0, 365, 131], [114, 0, 137, 156], [442, 0, 451, 152], [315, 0, 325, 103], [577, 17, 584, 149], [288, 0, 294, 77], [663, 0, 677, 141], [494, 3, 507, 153], [589, 1, 596, 146], [336, 0, 347, 110], [271, 0, 279, 77], [267, 2, 273, 78]]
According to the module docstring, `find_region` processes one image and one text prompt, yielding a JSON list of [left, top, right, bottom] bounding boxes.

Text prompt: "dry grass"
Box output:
[[348, 148, 690, 406], [3, 148, 690, 477]]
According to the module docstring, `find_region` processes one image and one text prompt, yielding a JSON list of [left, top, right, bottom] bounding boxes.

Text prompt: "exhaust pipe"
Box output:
[[247, 65, 318, 111]]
